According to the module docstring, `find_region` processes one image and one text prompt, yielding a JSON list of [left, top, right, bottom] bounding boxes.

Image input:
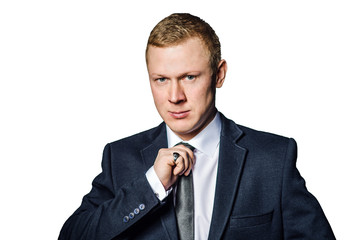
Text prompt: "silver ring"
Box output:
[[173, 152, 180, 161]]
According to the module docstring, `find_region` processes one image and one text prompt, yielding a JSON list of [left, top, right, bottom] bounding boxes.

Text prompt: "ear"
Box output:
[[215, 59, 227, 88]]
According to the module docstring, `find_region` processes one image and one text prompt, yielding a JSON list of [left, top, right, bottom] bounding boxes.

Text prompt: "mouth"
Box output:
[[169, 110, 190, 119]]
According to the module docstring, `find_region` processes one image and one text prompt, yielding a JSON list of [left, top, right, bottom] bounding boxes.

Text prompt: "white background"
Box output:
[[1, 0, 359, 239]]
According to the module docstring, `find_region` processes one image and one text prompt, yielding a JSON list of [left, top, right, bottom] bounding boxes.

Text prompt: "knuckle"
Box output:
[[158, 148, 165, 155]]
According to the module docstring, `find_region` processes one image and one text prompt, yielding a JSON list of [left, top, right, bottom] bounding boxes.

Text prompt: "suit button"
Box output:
[[123, 216, 130, 223], [139, 204, 145, 210], [129, 212, 135, 219], [134, 208, 140, 215]]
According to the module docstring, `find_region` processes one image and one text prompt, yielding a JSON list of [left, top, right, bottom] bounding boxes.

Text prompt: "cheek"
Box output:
[[151, 89, 167, 109], [193, 86, 214, 105], [151, 86, 162, 101]]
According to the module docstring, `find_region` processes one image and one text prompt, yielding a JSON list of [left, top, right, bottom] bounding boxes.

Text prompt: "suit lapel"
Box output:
[[141, 122, 168, 169], [208, 114, 247, 240], [140, 123, 179, 240]]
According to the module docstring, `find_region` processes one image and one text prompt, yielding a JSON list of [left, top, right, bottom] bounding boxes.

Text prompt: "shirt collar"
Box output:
[[166, 112, 221, 158]]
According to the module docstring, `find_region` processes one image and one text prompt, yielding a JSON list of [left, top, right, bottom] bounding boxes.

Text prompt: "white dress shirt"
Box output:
[[146, 112, 221, 240]]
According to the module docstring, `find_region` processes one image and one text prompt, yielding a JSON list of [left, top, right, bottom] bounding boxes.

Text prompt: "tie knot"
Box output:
[[175, 142, 195, 151]]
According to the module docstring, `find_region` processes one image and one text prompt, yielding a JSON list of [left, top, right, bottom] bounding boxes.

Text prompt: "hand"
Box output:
[[153, 145, 195, 190]]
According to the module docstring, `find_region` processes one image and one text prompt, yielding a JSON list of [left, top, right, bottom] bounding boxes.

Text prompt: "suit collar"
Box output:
[[208, 113, 248, 240], [219, 112, 244, 143]]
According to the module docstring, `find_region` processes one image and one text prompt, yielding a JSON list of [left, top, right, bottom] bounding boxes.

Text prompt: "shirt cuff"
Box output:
[[145, 166, 172, 201]]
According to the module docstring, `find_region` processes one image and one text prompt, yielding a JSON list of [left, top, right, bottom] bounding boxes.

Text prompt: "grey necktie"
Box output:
[[175, 142, 195, 240]]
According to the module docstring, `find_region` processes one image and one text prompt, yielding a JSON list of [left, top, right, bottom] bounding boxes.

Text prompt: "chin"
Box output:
[[168, 122, 194, 134], [170, 125, 192, 134]]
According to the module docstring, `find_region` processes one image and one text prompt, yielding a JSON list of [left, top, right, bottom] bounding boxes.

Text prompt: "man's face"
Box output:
[[147, 37, 226, 140]]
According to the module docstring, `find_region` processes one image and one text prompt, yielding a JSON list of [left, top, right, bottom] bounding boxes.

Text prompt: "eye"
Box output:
[[185, 75, 195, 80], [156, 77, 167, 83]]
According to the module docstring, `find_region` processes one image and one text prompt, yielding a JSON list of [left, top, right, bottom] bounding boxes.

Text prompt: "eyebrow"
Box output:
[[150, 71, 201, 79]]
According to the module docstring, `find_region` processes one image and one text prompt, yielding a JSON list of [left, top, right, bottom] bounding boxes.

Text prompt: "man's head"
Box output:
[[146, 13, 227, 140]]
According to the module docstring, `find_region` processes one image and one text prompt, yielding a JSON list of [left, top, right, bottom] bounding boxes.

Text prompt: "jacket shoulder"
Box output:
[[107, 122, 166, 152], [237, 124, 290, 141], [220, 113, 292, 147], [234, 123, 295, 154]]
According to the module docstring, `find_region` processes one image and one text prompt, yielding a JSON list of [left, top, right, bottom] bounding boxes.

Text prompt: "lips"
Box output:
[[169, 110, 190, 119]]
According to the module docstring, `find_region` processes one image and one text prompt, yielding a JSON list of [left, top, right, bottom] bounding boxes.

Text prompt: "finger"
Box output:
[[173, 146, 194, 167], [177, 145, 195, 161], [173, 156, 186, 175], [184, 163, 192, 176], [162, 150, 176, 167], [184, 150, 195, 176], [181, 147, 195, 174], [177, 149, 193, 175]]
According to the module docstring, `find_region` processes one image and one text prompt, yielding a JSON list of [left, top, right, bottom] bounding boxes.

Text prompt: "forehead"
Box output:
[[146, 38, 210, 73], [147, 37, 209, 61]]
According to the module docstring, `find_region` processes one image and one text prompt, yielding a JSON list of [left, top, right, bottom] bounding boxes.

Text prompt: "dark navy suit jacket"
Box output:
[[59, 113, 335, 239]]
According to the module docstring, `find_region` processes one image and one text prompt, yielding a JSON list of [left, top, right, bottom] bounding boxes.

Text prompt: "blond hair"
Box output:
[[146, 13, 221, 75]]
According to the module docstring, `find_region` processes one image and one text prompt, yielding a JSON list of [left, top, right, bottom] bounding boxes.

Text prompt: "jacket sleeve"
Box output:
[[281, 138, 336, 239], [58, 143, 161, 240]]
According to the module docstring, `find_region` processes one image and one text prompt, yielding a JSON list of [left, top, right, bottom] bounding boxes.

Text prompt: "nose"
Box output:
[[169, 80, 186, 104]]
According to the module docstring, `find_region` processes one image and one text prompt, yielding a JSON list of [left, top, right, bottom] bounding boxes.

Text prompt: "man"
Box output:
[[59, 13, 335, 240]]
